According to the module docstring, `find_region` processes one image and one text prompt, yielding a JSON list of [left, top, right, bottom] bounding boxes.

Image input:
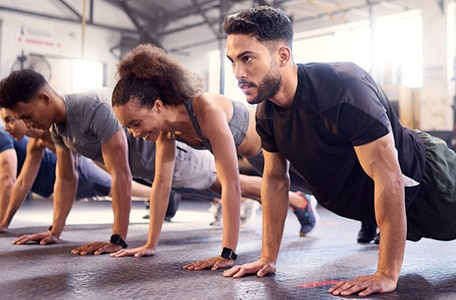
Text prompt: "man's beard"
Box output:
[[248, 70, 281, 105]]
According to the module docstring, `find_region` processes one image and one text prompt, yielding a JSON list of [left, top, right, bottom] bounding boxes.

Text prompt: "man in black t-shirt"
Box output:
[[222, 6, 456, 297]]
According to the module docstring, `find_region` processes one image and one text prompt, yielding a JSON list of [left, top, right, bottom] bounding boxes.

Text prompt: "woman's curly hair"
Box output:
[[112, 43, 204, 108]]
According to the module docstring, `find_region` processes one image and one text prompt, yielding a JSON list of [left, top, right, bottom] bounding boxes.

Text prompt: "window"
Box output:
[[72, 59, 104, 92], [293, 11, 422, 88], [448, 2, 455, 83]]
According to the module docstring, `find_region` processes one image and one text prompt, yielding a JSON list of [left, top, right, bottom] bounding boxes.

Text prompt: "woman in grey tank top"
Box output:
[[110, 44, 318, 268]]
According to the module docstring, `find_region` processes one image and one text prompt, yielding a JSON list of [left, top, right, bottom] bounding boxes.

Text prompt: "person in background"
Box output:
[[0, 107, 154, 232], [127, 126, 263, 226], [222, 5, 456, 296]]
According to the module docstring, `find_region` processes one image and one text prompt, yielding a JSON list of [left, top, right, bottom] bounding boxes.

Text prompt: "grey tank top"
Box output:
[[176, 98, 249, 152]]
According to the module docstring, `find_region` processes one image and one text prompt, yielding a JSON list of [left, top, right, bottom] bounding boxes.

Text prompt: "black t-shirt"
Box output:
[[256, 62, 426, 223]]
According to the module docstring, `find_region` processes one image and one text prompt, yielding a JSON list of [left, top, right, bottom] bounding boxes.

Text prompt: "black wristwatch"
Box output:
[[221, 247, 237, 260], [110, 234, 128, 248]]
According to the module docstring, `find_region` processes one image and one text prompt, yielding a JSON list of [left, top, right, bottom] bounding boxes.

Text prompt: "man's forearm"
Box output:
[[50, 177, 77, 237], [375, 186, 406, 281], [260, 178, 289, 262], [3, 179, 34, 226], [0, 180, 13, 226]]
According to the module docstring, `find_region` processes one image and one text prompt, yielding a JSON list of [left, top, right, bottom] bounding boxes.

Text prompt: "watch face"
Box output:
[[111, 234, 120, 244], [110, 234, 127, 248]]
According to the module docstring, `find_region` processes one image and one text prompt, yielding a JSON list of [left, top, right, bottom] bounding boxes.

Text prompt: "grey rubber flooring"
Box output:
[[1, 196, 455, 299]]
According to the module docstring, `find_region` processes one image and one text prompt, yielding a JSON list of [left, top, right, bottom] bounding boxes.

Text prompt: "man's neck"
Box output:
[[53, 93, 67, 125], [269, 64, 298, 109]]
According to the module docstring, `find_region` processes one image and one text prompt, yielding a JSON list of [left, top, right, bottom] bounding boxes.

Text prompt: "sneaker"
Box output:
[[357, 223, 377, 243], [164, 190, 181, 222], [293, 192, 317, 236], [142, 190, 181, 221], [209, 200, 222, 226], [143, 200, 150, 219], [240, 199, 260, 226], [308, 195, 319, 222]]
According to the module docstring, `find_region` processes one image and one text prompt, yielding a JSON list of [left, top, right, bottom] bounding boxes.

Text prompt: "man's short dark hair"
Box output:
[[0, 69, 47, 109], [222, 6, 294, 47]]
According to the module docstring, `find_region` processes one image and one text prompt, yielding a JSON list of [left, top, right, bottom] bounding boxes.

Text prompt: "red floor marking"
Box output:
[[297, 280, 339, 288]]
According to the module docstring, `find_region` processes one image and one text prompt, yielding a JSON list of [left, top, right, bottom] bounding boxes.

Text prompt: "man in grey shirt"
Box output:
[[3, 79, 131, 254]]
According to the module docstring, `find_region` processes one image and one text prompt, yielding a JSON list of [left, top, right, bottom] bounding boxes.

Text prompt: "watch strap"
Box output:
[[221, 247, 237, 260], [110, 234, 128, 248]]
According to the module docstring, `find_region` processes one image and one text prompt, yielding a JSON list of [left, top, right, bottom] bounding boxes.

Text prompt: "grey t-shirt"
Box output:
[[51, 87, 121, 163]]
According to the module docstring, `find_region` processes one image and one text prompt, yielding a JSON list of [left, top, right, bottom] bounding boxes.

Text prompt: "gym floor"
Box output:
[[1, 194, 455, 300]]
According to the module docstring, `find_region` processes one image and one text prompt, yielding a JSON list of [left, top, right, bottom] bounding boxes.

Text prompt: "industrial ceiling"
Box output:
[[0, 0, 444, 56]]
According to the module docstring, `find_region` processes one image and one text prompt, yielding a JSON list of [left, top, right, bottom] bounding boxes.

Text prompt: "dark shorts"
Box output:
[[76, 157, 112, 199], [406, 131, 456, 241]]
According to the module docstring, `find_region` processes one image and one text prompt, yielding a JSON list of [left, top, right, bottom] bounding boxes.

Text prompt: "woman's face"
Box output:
[[1, 108, 28, 140], [113, 99, 164, 142]]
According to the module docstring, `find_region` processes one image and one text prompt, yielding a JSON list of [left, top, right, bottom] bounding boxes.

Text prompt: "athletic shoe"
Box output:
[[357, 223, 377, 243], [240, 199, 260, 226], [143, 190, 181, 221], [164, 190, 181, 222], [143, 200, 150, 219], [293, 192, 317, 236], [209, 201, 222, 226], [308, 195, 319, 222]]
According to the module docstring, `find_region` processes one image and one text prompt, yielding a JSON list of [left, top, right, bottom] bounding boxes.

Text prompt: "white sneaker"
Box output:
[[209, 201, 222, 226], [240, 199, 260, 226]]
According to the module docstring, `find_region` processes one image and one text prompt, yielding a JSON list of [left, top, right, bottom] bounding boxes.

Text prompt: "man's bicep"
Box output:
[[353, 132, 402, 182]]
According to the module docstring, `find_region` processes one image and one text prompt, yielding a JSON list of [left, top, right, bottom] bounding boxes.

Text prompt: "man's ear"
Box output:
[[277, 46, 292, 67], [37, 91, 51, 104]]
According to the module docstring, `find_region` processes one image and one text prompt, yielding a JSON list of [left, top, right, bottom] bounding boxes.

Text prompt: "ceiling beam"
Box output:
[[191, 0, 221, 39], [0, 5, 136, 33], [114, 0, 163, 48], [58, 0, 82, 20]]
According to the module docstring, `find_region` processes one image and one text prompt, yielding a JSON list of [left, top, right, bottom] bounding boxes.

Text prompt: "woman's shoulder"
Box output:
[[194, 92, 231, 112]]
